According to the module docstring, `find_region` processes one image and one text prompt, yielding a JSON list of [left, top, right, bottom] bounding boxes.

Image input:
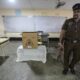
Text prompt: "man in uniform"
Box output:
[[59, 3, 80, 75]]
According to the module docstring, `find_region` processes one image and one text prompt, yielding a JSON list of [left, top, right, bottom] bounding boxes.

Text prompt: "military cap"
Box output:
[[72, 3, 80, 10]]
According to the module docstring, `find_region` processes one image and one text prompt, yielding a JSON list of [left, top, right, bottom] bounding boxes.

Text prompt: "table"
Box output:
[[0, 38, 9, 56], [16, 45, 47, 63]]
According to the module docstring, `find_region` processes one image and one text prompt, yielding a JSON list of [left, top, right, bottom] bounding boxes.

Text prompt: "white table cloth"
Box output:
[[16, 45, 47, 63]]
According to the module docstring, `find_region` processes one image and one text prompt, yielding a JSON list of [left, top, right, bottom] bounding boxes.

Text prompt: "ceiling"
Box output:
[[0, 0, 80, 9]]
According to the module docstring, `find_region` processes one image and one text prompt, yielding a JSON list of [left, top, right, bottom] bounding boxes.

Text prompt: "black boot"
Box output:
[[69, 66, 76, 74], [70, 68, 76, 74], [62, 69, 68, 75]]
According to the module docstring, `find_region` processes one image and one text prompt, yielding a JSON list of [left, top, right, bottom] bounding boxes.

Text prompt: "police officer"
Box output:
[[59, 3, 80, 75]]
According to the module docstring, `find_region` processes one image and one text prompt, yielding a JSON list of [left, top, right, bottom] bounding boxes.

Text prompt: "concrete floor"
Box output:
[[0, 41, 80, 80]]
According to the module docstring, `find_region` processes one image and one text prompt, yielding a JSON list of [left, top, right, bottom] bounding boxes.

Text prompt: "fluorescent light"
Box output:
[[9, 0, 15, 3]]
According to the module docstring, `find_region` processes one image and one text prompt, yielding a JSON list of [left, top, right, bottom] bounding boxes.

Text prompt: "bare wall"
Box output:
[[0, 9, 73, 36]]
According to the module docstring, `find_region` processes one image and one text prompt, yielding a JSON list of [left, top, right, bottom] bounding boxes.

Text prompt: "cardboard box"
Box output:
[[22, 32, 38, 48]]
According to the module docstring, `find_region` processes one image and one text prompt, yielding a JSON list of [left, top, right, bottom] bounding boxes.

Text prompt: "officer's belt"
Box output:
[[64, 38, 80, 43]]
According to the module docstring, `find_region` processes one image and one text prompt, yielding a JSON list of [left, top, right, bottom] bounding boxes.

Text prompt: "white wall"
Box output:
[[0, 9, 73, 37]]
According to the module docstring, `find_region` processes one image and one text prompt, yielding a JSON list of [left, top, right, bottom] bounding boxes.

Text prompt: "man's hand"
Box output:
[[58, 42, 64, 51]]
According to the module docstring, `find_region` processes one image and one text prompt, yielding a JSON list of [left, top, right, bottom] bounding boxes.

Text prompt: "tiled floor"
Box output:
[[0, 41, 79, 80]]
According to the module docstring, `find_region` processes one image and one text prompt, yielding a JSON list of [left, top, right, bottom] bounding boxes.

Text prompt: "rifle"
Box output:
[[57, 43, 64, 63]]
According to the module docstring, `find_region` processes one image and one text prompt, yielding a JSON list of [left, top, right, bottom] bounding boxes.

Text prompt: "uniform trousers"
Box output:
[[64, 41, 80, 70]]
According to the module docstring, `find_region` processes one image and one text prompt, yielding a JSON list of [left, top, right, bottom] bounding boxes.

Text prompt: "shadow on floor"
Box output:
[[0, 56, 9, 66], [26, 53, 63, 75]]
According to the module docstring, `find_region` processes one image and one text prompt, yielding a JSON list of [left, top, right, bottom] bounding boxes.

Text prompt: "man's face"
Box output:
[[73, 9, 80, 19]]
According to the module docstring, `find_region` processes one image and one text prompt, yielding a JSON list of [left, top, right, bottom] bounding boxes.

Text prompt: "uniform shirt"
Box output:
[[62, 18, 80, 40]]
